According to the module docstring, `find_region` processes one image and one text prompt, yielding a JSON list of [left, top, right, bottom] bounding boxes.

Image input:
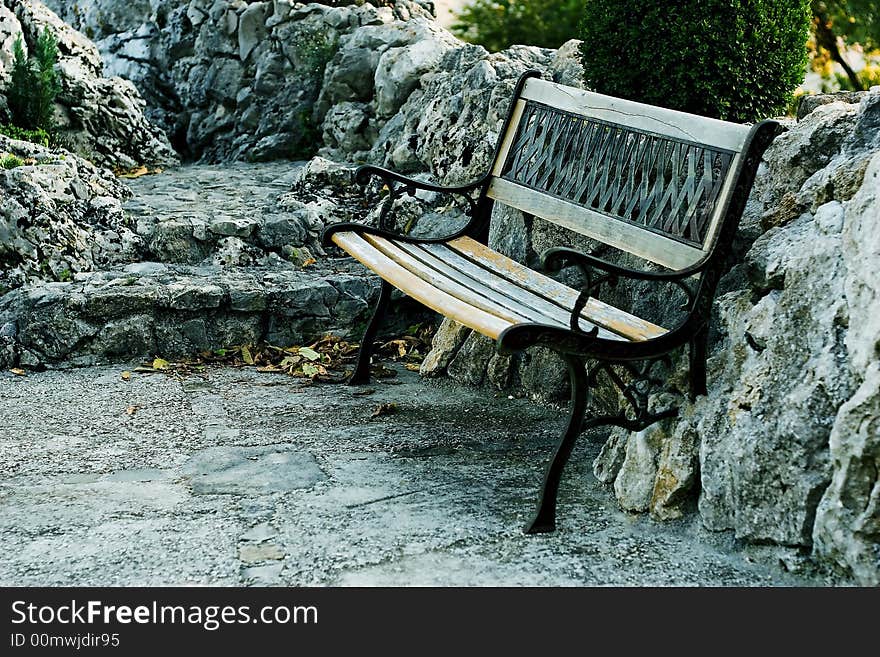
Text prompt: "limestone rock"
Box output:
[[812, 150, 880, 585], [420, 318, 470, 376], [2, 0, 177, 169], [614, 426, 663, 513], [0, 134, 136, 292]]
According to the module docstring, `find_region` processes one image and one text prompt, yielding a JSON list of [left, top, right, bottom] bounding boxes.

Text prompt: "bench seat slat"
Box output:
[[332, 230, 667, 344], [362, 234, 542, 326], [447, 237, 668, 341], [331, 232, 515, 339], [383, 237, 623, 341]]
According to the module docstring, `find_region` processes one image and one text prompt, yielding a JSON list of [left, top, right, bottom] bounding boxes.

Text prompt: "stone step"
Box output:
[[0, 259, 386, 369], [121, 160, 370, 267]]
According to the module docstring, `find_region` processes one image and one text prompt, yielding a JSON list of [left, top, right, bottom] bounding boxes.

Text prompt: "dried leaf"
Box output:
[[10, 368, 26, 376], [299, 347, 321, 361], [117, 165, 149, 179], [121, 371, 132, 381], [241, 345, 254, 365], [404, 363, 421, 372], [152, 357, 170, 370], [125, 405, 139, 416], [371, 402, 397, 418], [301, 258, 317, 268]]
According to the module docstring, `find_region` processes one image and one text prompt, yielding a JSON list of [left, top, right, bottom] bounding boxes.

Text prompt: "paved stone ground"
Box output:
[[122, 162, 303, 231], [0, 364, 825, 586]]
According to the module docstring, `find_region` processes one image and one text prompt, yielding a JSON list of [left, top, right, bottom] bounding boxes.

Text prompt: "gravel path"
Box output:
[[0, 364, 821, 586]]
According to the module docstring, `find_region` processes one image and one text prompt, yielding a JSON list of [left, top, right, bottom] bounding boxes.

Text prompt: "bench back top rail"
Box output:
[[487, 77, 754, 270]]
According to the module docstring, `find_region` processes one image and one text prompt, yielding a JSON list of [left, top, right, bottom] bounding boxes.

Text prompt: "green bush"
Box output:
[[579, 1, 812, 123], [0, 153, 25, 169], [0, 123, 50, 147], [6, 29, 61, 133], [452, 0, 587, 52]]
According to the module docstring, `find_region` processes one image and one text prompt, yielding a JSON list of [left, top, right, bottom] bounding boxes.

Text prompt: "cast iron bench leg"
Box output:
[[348, 280, 393, 385], [689, 324, 709, 399], [524, 354, 588, 534]]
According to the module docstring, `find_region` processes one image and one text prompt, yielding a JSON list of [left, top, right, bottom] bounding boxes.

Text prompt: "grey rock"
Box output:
[[614, 426, 662, 513], [237, 2, 267, 61], [0, 134, 137, 291], [0, 2, 23, 85], [811, 150, 880, 585], [148, 219, 206, 264], [374, 34, 456, 117], [209, 216, 258, 238], [420, 319, 471, 376], [593, 428, 628, 485]]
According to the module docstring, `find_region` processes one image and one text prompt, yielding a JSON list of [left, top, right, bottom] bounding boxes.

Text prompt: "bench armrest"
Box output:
[[354, 164, 487, 195], [541, 247, 704, 282], [323, 165, 488, 243], [541, 246, 701, 335]]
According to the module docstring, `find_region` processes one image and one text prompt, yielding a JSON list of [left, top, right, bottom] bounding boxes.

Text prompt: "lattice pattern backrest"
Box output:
[[501, 102, 735, 247], [487, 79, 753, 270]]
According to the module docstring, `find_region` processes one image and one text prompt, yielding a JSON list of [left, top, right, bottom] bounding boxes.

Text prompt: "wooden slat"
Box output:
[[487, 177, 705, 270], [385, 238, 622, 341], [331, 232, 513, 339], [361, 234, 540, 325], [491, 99, 526, 176], [520, 78, 750, 152], [447, 236, 668, 341]]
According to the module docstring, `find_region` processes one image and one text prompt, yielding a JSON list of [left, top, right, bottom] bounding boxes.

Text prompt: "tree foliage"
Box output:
[[451, 0, 588, 52], [6, 29, 61, 133], [814, 1, 880, 47], [579, 1, 812, 123], [811, 1, 880, 89]]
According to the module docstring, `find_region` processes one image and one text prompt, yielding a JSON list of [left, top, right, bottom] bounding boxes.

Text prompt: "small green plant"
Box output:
[[580, 0, 812, 123], [58, 269, 72, 282], [6, 29, 61, 133], [0, 153, 24, 169], [294, 26, 338, 79], [0, 123, 50, 146]]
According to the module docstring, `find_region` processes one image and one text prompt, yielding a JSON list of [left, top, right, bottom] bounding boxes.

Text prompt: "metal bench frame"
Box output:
[[323, 70, 782, 533]]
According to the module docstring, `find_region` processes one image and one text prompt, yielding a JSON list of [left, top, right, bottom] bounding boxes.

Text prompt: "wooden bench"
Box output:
[[323, 71, 781, 533]]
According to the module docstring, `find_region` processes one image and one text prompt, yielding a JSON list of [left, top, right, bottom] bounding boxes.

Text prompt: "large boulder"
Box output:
[[0, 133, 137, 293], [1, 0, 177, 169]]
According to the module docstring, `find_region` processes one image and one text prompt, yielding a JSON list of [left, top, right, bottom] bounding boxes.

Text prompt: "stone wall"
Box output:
[[40, 0, 439, 161]]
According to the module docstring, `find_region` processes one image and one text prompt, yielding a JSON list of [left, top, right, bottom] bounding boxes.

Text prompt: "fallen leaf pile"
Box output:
[[134, 324, 436, 383]]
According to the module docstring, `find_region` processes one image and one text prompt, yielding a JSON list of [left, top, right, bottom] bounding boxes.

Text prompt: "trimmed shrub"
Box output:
[[579, 1, 812, 122]]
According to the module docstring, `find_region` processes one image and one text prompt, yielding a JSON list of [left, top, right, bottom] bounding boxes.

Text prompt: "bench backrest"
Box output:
[[486, 77, 754, 270]]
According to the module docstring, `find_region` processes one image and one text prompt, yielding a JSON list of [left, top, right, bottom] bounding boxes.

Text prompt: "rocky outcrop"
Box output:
[[0, 0, 177, 169], [0, 133, 136, 293], [319, 30, 583, 180], [39, 0, 438, 161]]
